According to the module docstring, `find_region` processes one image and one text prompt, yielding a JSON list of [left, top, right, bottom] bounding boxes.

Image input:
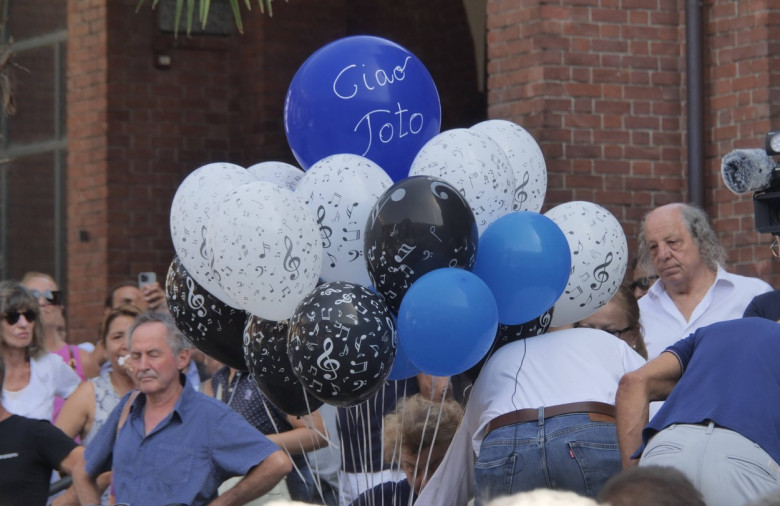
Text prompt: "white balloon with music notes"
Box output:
[[206, 181, 322, 322], [470, 119, 547, 213], [295, 153, 393, 286], [247, 161, 304, 192], [409, 128, 514, 235], [544, 201, 628, 327], [170, 162, 258, 308]]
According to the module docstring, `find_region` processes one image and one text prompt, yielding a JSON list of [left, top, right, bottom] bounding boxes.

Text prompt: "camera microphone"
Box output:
[[721, 149, 777, 194]]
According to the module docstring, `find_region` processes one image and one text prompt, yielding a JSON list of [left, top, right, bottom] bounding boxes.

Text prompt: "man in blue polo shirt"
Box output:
[[616, 317, 780, 506], [72, 311, 291, 505]]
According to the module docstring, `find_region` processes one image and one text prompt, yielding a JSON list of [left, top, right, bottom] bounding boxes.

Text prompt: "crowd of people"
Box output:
[[1, 201, 780, 505]]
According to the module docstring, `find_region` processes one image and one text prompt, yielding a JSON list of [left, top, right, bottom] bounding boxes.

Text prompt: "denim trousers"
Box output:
[[640, 422, 780, 506], [474, 412, 621, 505]]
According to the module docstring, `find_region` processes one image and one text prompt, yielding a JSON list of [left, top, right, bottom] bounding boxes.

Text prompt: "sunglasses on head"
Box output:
[[629, 275, 659, 291], [29, 289, 63, 306], [3, 310, 36, 325]]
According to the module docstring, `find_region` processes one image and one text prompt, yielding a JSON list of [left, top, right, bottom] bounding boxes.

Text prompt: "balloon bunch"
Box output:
[[165, 34, 629, 414]]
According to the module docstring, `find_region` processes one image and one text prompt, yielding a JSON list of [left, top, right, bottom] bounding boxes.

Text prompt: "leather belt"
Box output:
[[486, 401, 616, 435]]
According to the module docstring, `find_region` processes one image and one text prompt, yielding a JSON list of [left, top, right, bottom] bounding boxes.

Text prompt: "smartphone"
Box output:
[[137, 272, 157, 288]]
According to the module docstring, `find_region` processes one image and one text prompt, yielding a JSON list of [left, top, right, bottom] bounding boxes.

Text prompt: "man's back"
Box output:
[[645, 317, 780, 463]]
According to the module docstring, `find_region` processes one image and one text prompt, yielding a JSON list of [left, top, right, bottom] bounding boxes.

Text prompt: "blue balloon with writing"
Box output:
[[284, 35, 442, 182]]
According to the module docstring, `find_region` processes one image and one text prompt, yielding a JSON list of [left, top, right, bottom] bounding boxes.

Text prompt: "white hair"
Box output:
[[486, 489, 600, 506]]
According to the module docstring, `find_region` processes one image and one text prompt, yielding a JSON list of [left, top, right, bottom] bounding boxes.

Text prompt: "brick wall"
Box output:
[[486, 0, 780, 287], [706, 0, 779, 282], [67, 0, 110, 343]]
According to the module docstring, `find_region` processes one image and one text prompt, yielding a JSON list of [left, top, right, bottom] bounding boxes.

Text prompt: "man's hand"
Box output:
[[141, 281, 168, 313], [209, 450, 291, 506]]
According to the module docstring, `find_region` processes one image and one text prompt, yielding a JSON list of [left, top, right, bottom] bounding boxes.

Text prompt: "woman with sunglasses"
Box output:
[[0, 280, 81, 421], [22, 272, 100, 421]]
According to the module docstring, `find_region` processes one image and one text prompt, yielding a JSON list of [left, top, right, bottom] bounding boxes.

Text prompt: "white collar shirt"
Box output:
[[639, 265, 772, 358]]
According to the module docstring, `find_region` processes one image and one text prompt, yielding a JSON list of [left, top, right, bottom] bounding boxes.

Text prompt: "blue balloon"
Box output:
[[397, 268, 498, 376], [472, 212, 571, 325], [387, 339, 421, 381], [284, 36, 441, 182]]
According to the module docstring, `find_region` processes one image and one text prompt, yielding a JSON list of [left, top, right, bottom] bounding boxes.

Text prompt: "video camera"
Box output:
[[721, 131, 780, 234]]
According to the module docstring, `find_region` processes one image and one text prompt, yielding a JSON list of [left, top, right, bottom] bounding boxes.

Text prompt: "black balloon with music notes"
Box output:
[[244, 315, 324, 416], [165, 255, 248, 371], [287, 281, 396, 407], [364, 175, 479, 314]]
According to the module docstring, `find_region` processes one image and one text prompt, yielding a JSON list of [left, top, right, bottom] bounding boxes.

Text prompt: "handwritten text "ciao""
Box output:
[[332, 56, 426, 156]]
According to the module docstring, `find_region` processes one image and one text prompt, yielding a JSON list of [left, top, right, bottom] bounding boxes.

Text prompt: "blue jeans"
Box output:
[[474, 412, 621, 505]]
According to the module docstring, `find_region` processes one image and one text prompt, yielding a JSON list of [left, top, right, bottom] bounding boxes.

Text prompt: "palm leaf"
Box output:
[[136, 0, 276, 37]]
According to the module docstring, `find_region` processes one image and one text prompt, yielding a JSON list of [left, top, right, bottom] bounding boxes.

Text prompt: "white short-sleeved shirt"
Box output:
[[2, 353, 81, 421], [639, 266, 772, 358], [415, 328, 647, 506]]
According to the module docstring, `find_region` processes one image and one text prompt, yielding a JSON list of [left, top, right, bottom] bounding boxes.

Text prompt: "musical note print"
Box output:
[[316, 206, 333, 249], [394, 243, 416, 263], [283, 236, 301, 280], [590, 252, 613, 291], [342, 228, 361, 242], [514, 171, 530, 209], [185, 277, 207, 317], [316, 338, 340, 380]]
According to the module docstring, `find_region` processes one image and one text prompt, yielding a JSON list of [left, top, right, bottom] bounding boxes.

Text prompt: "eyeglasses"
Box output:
[[603, 326, 632, 339], [575, 322, 633, 338], [2, 310, 36, 325], [628, 275, 659, 291], [771, 237, 780, 258], [29, 289, 63, 306]]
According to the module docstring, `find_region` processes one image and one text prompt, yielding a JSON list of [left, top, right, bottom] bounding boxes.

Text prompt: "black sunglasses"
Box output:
[[628, 275, 659, 291], [3, 310, 36, 325], [29, 289, 63, 306]]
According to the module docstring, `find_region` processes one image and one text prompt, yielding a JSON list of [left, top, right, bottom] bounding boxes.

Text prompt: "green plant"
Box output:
[[136, 0, 276, 35]]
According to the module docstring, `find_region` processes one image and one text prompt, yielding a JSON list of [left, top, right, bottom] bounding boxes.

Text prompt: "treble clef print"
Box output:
[[185, 277, 207, 317], [514, 171, 530, 210], [199, 225, 209, 260], [590, 252, 613, 291], [539, 308, 552, 328], [283, 236, 301, 280], [316, 338, 340, 380], [316, 205, 333, 249]]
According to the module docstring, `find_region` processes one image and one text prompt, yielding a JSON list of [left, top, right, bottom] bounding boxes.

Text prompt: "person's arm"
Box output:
[[72, 449, 102, 505], [47, 445, 85, 506], [265, 410, 327, 455], [615, 351, 682, 468], [202, 377, 215, 397], [208, 450, 292, 506], [416, 373, 452, 401], [55, 380, 95, 439], [79, 347, 101, 379]]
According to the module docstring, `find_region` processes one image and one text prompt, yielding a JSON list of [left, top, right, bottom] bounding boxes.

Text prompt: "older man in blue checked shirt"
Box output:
[[73, 311, 291, 505]]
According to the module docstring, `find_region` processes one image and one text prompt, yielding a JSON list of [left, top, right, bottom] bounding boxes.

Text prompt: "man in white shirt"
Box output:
[[414, 328, 646, 505], [637, 203, 772, 358]]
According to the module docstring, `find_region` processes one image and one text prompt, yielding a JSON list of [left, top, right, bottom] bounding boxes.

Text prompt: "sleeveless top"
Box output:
[[84, 371, 121, 447]]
